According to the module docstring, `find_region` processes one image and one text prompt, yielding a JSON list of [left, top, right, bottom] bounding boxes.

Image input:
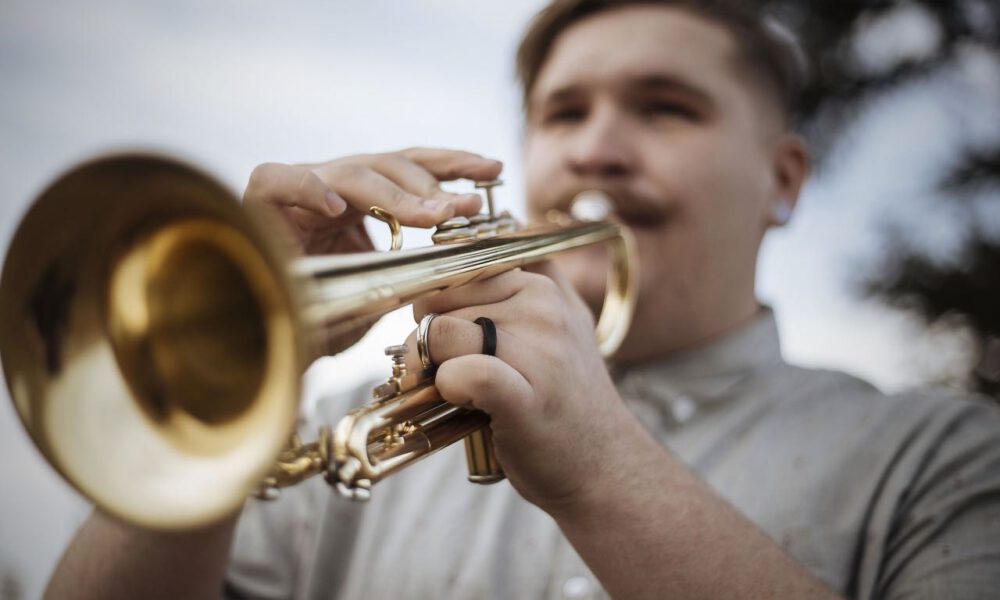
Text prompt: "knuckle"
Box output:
[[538, 304, 564, 330], [535, 343, 562, 369], [397, 146, 426, 160], [393, 188, 420, 208], [380, 154, 409, 169], [329, 161, 367, 180], [423, 176, 446, 194], [247, 162, 282, 189], [468, 363, 499, 395], [521, 276, 567, 327], [344, 153, 377, 169], [525, 272, 560, 298], [245, 163, 298, 207], [439, 165, 462, 180]]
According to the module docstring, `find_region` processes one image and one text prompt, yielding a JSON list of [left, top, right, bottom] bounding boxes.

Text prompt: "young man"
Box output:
[[45, 1, 1000, 599]]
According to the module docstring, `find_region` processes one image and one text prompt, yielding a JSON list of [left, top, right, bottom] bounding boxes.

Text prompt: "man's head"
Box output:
[[518, 0, 811, 363]]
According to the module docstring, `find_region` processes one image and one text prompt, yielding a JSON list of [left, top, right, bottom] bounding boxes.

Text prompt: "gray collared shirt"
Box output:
[[226, 311, 1000, 599]]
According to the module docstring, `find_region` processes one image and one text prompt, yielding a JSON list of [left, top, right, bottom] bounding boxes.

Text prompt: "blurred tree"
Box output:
[[1, 570, 23, 600], [765, 0, 1000, 396]]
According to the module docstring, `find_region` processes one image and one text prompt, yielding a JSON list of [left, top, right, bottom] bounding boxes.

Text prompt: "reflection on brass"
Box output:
[[465, 427, 504, 484], [0, 153, 637, 530]]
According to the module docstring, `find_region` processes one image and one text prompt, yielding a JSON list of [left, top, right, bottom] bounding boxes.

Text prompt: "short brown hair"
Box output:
[[516, 0, 806, 123]]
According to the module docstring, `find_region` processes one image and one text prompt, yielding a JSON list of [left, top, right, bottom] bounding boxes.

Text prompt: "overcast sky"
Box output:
[[2, 1, 997, 596]]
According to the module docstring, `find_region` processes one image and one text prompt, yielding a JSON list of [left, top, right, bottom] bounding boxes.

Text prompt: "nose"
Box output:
[[565, 103, 634, 179]]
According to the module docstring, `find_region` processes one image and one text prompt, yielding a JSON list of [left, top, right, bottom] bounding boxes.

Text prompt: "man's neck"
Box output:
[[612, 300, 763, 368]]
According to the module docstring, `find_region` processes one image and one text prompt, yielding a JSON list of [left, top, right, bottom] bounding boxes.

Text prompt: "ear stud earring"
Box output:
[[772, 199, 793, 225]]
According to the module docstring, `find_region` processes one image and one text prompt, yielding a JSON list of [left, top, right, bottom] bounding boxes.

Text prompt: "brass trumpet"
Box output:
[[0, 154, 636, 530]]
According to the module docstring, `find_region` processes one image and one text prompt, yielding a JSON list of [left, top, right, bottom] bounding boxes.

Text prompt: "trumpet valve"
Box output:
[[385, 344, 408, 378], [432, 216, 476, 244], [474, 179, 503, 220], [372, 344, 410, 400], [494, 210, 518, 234], [469, 214, 499, 239]]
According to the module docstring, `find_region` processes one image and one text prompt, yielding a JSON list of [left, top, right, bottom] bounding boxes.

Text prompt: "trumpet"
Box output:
[[0, 154, 636, 530]]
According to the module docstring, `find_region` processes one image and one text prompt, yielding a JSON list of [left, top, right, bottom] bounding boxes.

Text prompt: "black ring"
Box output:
[[474, 317, 497, 357]]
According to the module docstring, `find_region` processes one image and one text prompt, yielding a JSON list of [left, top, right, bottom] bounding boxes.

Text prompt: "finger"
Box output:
[[400, 313, 500, 374], [412, 269, 567, 324], [398, 148, 503, 182], [523, 260, 579, 301], [412, 269, 531, 322], [362, 155, 483, 216], [283, 207, 374, 254], [244, 163, 347, 218], [431, 314, 499, 366], [522, 260, 595, 330], [434, 354, 532, 420], [312, 162, 456, 228]]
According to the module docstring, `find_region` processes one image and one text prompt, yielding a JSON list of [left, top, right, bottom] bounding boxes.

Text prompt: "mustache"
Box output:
[[561, 187, 674, 228]]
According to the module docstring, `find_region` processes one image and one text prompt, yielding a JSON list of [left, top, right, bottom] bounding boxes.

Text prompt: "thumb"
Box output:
[[434, 354, 533, 428]]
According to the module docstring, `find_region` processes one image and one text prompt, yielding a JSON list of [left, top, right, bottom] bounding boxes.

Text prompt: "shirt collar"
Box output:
[[615, 308, 785, 409]]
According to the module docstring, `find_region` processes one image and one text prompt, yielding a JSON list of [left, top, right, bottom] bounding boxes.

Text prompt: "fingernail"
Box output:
[[326, 191, 346, 215], [422, 198, 452, 212]]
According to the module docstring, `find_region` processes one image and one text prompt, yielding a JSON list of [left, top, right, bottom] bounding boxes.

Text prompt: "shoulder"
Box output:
[[748, 363, 1000, 491], [765, 362, 1000, 435]]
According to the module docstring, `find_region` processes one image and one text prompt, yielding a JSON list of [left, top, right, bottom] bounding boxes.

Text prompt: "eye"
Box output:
[[640, 101, 698, 121], [543, 106, 586, 125]]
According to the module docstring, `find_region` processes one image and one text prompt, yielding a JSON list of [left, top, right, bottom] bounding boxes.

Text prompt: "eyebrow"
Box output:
[[533, 72, 715, 110], [630, 74, 714, 105]]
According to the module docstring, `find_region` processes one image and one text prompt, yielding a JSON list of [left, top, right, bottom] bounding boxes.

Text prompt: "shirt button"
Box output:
[[671, 394, 696, 423], [562, 576, 592, 598]]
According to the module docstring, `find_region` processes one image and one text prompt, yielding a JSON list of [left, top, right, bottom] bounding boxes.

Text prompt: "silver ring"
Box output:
[[417, 313, 437, 372]]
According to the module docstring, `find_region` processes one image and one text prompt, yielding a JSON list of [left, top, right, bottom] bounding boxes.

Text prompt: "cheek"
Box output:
[[700, 127, 773, 217], [648, 130, 769, 246], [523, 135, 563, 219]]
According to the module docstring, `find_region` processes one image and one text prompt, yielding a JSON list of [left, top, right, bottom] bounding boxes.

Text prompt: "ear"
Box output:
[[767, 133, 810, 227]]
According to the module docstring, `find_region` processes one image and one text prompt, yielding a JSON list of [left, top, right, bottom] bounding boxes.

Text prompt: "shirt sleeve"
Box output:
[[876, 398, 1000, 599], [223, 380, 374, 600], [224, 482, 324, 600]]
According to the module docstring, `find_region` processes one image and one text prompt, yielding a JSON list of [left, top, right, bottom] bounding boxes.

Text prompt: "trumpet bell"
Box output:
[[0, 155, 305, 529]]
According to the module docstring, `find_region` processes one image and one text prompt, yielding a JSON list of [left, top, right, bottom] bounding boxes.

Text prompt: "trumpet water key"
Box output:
[[0, 154, 637, 529]]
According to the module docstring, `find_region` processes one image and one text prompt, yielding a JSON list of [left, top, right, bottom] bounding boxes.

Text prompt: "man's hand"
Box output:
[[243, 148, 501, 255], [245, 148, 501, 353], [408, 267, 842, 599], [407, 262, 640, 512]]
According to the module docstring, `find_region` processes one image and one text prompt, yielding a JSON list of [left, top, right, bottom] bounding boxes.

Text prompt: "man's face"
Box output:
[[523, 5, 797, 361]]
